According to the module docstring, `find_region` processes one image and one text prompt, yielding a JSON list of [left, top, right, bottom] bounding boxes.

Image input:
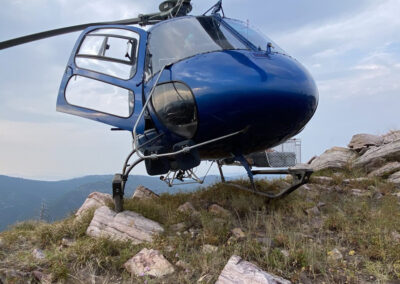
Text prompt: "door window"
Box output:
[[75, 28, 140, 79], [65, 75, 134, 118]]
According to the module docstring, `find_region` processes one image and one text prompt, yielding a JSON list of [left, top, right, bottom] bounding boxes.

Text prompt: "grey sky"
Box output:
[[0, 0, 399, 180]]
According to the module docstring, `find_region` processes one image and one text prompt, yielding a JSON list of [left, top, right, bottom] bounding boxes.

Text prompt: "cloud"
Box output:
[[267, 0, 400, 160], [273, 0, 400, 101], [352, 64, 386, 71], [276, 0, 400, 57], [0, 119, 138, 180], [318, 47, 400, 99]]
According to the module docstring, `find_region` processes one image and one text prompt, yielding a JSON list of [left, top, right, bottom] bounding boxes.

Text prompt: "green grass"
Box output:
[[1, 174, 400, 283]]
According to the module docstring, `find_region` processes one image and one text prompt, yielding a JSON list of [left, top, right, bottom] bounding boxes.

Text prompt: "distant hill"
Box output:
[[0, 174, 220, 231]]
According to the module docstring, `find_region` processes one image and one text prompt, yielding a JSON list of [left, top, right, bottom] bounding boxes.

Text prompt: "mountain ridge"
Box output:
[[0, 174, 220, 231]]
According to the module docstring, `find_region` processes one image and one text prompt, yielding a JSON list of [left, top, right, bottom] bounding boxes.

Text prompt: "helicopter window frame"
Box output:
[[76, 35, 137, 65], [145, 15, 251, 81], [74, 28, 141, 81], [221, 17, 287, 55], [64, 74, 135, 119]]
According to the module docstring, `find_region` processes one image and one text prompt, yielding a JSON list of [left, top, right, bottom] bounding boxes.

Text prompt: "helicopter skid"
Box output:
[[223, 167, 313, 199]]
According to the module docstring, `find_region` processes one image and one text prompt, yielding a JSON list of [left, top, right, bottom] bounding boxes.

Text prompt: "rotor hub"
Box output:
[[159, 0, 192, 16]]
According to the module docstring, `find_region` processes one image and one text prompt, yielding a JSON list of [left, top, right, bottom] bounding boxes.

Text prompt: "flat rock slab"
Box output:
[[310, 176, 334, 185], [209, 204, 231, 216], [202, 244, 218, 254], [124, 248, 174, 278], [348, 134, 383, 151], [383, 130, 400, 144], [388, 171, 400, 185], [310, 147, 357, 171], [342, 177, 370, 185], [132, 185, 160, 200], [76, 192, 113, 218], [216, 255, 291, 284], [353, 140, 400, 172], [351, 189, 370, 197], [368, 162, 400, 178], [86, 206, 163, 244]]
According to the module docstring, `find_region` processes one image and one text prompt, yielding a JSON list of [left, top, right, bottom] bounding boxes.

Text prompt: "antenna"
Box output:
[[203, 0, 225, 17]]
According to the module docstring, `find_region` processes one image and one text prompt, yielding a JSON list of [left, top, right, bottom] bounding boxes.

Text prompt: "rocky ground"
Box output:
[[1, 131, 400, 283]]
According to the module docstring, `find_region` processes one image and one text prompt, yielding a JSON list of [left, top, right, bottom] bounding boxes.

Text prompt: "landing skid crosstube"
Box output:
[[225, 168, 313, 198], [217, 155, 313, 199]]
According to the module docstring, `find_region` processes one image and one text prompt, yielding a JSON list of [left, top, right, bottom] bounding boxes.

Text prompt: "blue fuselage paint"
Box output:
[[145, 49, 318, 159]]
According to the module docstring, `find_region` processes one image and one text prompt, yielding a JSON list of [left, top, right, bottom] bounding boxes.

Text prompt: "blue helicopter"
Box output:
[[0, 0, 318, 212]]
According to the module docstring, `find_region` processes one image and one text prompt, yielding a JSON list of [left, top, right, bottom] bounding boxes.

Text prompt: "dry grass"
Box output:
[[1, 173, 400, 283]]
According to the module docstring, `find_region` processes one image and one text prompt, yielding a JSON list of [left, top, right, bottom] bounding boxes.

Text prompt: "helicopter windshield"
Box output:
[[223, 18, 286, 54], [147, 16, 248, 77]]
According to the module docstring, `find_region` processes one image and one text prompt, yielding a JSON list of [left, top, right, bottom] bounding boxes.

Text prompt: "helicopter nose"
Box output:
[[168, 50, 318, 152], [203, 53, 315, 133]]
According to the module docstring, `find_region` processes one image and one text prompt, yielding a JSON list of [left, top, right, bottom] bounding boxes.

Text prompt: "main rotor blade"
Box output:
[[0, 17, 142, 50]]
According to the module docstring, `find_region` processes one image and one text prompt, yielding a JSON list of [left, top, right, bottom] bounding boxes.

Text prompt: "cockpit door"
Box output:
[[57, 25, 147, 131]]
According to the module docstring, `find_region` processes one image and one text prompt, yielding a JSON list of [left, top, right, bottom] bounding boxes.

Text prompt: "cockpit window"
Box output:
[[146, 16, 248, 79], [223, 18, 286, 54]]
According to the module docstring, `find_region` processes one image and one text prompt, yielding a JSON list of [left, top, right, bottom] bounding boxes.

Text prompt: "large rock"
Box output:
[[310, 147, 357, 171], [132, 185, 160, 200], [76, 192, 113, 218], [368, 162, 400, 178], [353, 140, 400, 172], [216, 255, 291, 284], [383, 130, 400, 144], [124, 248, 174, 278], [348, 134, 383, 151], [86, 206, 163, 244], [388, 171, 400, 185]]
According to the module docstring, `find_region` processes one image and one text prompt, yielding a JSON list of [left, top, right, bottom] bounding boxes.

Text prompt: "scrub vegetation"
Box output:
[[1, 171, 400, 283]]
